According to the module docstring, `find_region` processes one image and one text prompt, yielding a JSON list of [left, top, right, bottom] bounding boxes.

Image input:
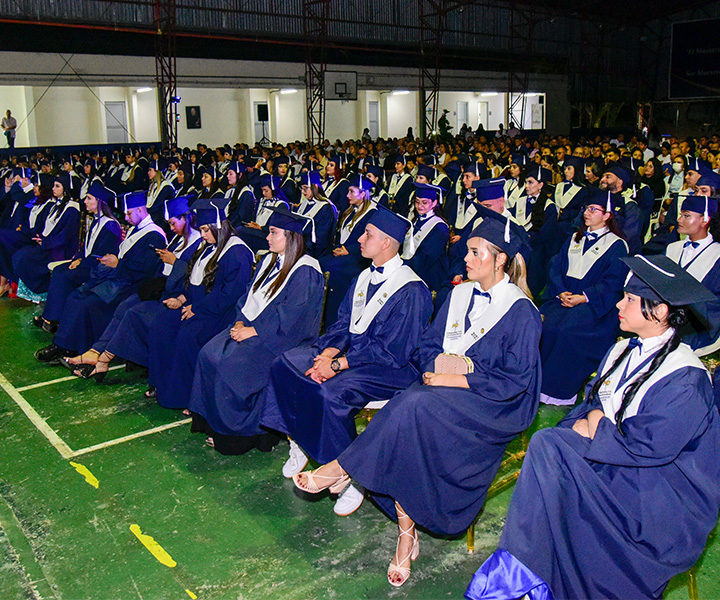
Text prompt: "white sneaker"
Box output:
[[334, 483, 364, 516], [282, 439, 308, 478]]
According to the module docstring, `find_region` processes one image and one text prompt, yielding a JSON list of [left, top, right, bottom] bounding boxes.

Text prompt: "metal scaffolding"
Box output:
[[304, 0, 330, 145], [506, 3, 536, 130], [418, 0, 445, 140], [154, 0, 178, 148]]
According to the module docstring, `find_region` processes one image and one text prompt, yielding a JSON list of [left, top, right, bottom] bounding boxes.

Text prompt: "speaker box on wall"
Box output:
[[257, 104, 269, 122]]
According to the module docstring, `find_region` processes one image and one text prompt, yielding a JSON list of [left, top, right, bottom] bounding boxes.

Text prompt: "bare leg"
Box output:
[[293, 459, 349, 494], [91, 351, 114, 375], [66, 349, 100, 366], [388, 501, 419, 587]]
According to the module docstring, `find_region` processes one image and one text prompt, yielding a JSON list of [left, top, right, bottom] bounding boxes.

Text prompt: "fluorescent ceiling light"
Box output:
[[280, 88, 298, 94], [136, 87, 153, 93], [480, 92, 498, 97], [392, 90, 411, 95]]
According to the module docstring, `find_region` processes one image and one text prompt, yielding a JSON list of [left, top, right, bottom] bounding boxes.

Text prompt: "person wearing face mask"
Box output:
[[668, 154, 686, 195]]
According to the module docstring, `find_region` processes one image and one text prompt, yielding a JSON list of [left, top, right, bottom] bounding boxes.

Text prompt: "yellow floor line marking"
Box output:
[[185, 590, 197, 599], [17, 365, 125, 392], [129, 524, 177, 567], [69, 462, 99, 488], [70, 418, 191, 457], [0, 372, 74, 459]]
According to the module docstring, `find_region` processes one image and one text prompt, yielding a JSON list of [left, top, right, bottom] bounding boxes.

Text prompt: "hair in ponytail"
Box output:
[[484, 239, 532, 300], [589, 298, 688, 435]]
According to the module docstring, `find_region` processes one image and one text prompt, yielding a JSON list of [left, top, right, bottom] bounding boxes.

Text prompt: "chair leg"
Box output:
[[467, 521, 475, 553], [688, 565, 699, 600]]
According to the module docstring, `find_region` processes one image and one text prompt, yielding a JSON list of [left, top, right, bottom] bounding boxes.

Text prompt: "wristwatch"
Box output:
[[330, 358, 342, 372]]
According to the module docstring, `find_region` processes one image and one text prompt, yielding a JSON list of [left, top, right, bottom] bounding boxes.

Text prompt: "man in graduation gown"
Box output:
[[599, 162, 643, 254], [262, 205, 433, 512], [34, 191, 166, 362]]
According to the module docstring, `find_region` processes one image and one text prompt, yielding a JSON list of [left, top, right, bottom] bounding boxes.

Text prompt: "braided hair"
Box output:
[[588, 298, 688, 436]]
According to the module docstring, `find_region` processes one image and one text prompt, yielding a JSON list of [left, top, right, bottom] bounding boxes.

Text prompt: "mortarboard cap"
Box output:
[[194, 199, 227, 228], [87, 182, 115, 205], [299, 170, 323, 188], [347, 173, 375, 192], [469, 213, 529, 260], [681, 195, 719, 220], [526, 165, 552, 183], [122, 191, 147, 211], [365, 164, 384, 180], [603, 161, 633, 189], [164, 196, 191, 221], [414, 182, 443, 203], [472, 177, 505, 201], [368, 203, 411, 244], [267, 204, 314, 239], [416, 164, 436, 180]]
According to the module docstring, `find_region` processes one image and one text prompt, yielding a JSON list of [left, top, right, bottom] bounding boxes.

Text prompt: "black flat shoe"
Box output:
[[144, 386, 157, 398], [41, 320, 58, 334], [34, 343, 64, 364], [32, 316, 44, 329]]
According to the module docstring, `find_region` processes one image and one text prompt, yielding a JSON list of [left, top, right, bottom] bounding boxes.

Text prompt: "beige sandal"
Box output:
[[387, 506, 419, 588], [292, 466, 349, 494]]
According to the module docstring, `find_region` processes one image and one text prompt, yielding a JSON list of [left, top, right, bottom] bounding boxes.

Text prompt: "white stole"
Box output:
[[42, 200, 79, 237], [84, 216, 113, 257], [241, 254, 321, 322], [454, 194, 478, 230], [147, 179, 173, 208], [401, 214, 444, 260], [388, 173, 411, 198], [256, 199, 285, 227], [566, 231, 626, 280], [666, 239, 720, 283], [118, 217, 166, 259], [552, 183, 581, 212], [189, 236, 249, 285], [339, 204, 374, 245], [442, 277, 530, 356], [162, 229, 201, 276]]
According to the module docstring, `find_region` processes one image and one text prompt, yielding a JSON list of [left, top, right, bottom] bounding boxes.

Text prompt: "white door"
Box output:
[[477, 101, 489, 130], [368, 101, 379, 139], [456, 101, 469, 130], [254, 101, 269, 144], [105, 101, 128, 144], [531, 103, 544, 129]]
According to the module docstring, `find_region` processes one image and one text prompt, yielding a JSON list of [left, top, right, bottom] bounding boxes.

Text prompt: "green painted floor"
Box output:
[[0, 297, 718, 599]]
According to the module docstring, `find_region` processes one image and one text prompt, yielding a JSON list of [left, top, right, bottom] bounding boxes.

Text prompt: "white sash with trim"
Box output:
[[566, 231, 626, 280], [42, 200, 79, 237], [388, 173, 411, 199], [256, 199, 285, 227], [118, 218, 166, 259], [189, 236, 249, 285], [241, 254, 321, 321], [84, 216, 114, 257], [401, 215, 444, 260], [28, 203, 47, 229], [443, 277, 530, 356], [666, 239, 720, 283], [147, 179, 174, 209], [349, 262, 423, 335], [552, 184, 581, 212], [339, 204, 374, 245], [162, 229, 201, 276], [454, 194, 478, 230]]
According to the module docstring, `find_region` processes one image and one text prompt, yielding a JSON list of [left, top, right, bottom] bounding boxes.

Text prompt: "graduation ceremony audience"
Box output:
[[3, 123, 720, 595]]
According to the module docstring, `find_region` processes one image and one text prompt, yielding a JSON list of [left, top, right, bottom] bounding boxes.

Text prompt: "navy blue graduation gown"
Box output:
[[0, 200, 53, 282], [318, 206, 376, 327], [324, 177, 350, 216], [53, 225, 166, 354], [643, 193, 683, 255], [0, 182, 34, 229], [298, 200, 337, 258], [189, 261, 324, 438], [12, 202, 81, 293], [468, 346, 720, 600], [151, 241, 254, 409], [42, 219, 123, 321], [403, 218, 450, 293], [540, 232, 628, 399], [385, 174, 413, 216], [337, 288, 541, 535], [227, 187, 257, 228], [261, 275, 432, 464]]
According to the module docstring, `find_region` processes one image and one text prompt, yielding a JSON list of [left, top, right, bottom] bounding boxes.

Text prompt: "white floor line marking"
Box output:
[[0, 372, 74, 459], [17, 365, 125, 392], [71, 418, 192, 457]]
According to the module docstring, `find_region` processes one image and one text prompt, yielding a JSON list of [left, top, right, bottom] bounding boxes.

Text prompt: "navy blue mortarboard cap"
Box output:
[[469, 213, 528, 260], [54, 172, 72, 192], [194, 199, 227, 228], [603, 161, 633, 189], [267, 204, 313, 238], [150, 157, 168, 172], [368, 203, 411, 244], [421, 154, 437, 166], [197, 165, 217, 179], [13, 166, 31, 178], [347, 173, 374, 192], [585, 187, 623, 214], [621, 156, 643, 174], [511, 153, 529, 168], [416, 164, 436, 180], [395, 154, 407, 165], [622, 254, 716, 308], [414, 182, 443, 203], [563, 156, 584, 173], [526, 164, 552, 183], [122, 191, 147, 211], [228, 161, 247, 174], [472, 177, 505, 201], [687, 156, 700, 172], [299, 170, 323, 187], [681, 195, 718, 219], [164, 196, 191, 221], [463, 162, 487, 178], [443, 160, 462, 181], [698, 169, 720, 190], [365, 165, 384, 180], [35, 172, 54, 188], [87, 181, 115, 205], [275, 155, 289, 166]]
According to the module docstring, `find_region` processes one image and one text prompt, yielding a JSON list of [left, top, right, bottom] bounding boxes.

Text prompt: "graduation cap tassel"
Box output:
[[504, 216, 511, 244], [705, 195, 710, 222], [212, 202, 221, 228], [164, 201, 170, 222], [632, 184, 637, 199], [606, 190, 612, 213]]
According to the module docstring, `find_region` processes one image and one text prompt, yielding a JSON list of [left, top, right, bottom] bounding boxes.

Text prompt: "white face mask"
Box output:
[[672, 162, 683, 173]]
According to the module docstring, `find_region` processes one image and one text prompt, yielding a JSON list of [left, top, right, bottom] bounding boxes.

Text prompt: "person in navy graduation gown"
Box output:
[[146, 158, 176, 229], [223, 161, 256, 228], [34, 191, 166, 363], [236, 174, 290, 254], [64, 196, 202, 378], [322, 155, 350, 216], [664, 195, 720, 354], [12, 173, 81, 294], [599, 162, 643, 254], [539, 188, 629, 405], [262, 204, 433, 517], [296, 170, 338, 258], [189, 207, 325, 455], [36, 182, 122, 333], [318, 173, 377, 327], [292, 216, 541, 588], [145, 200, 254, 409], [385, 155, 413, 216], [466, 255, 720, 600], [401, 182, 449, 294]]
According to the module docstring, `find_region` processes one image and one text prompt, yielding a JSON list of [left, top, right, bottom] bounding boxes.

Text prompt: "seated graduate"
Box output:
[[365, 164, 389, 208], [292, 216, 541, 588], [322, 155, 351, 216], [189, 208, 325, 455], [318, 173, 377, 327], [34, 191, 166, 363], [275, 155, 299, 206], [0, 171, 54, 297], [36, 182, 122, 334], [401, 182, 449, 294], [664, 195, 720, 355], [12, 173, 81, 294], [507, 165, 552, 234], [539, 188, 629, 405], [598, 162, 643, 254], [445, 161, 485, 246], [195, 165, 224, 201], [171, 165, 198, 201], [236, 174, 290, 253], [466, 255, 720, 600], [295, 170, 338, 258], [385, 155, 414, 216], [262, 205, 433, 518], [223, 161, 256, 228], [146, 158, 176, 228], [146, 200, 254, 409], [64, 195, 201, 378]]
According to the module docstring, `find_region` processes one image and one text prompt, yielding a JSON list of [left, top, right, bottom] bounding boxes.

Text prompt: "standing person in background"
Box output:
[[2, 110, 17, 148]]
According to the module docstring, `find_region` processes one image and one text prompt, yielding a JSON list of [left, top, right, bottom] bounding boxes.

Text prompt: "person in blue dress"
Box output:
[[296, 170, 338, 258], [12, 173, 81, 294], [318, 173, 377, 327], [401, 182, 449, 294], [664, 195, 720, 354], [34, 191, 166, 363], [292, 216, 540, 588], [145, 200, 254, 409], [466, 254, 720, 600], [223, 161, 256, 228], [189, 208, 325, 455], [236, 174, 290, 253], [64, 195, 202, 379], [539, 188, 629, 405], [322, 155, 350, 216], [36, 182, 122, 334], [385, 155, 414, 216], [262, 205, 433, 518]]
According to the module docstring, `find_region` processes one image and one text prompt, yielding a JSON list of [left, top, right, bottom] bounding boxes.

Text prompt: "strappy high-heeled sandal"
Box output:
[[292, 466, 349, 494], [387, 507, 420, 588]]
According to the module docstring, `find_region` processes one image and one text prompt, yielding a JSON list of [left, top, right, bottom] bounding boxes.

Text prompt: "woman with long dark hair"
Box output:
[[467, 254, 720, 600], [224, 161, 256, 228], [190, 207, 325, 454], [146, 158, 175, 226], [296, 170, 338, 258], [539, 188, 629, 405]]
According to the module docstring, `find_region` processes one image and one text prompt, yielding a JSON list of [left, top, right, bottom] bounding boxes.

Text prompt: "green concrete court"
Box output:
[[0, 297, 718, 600]]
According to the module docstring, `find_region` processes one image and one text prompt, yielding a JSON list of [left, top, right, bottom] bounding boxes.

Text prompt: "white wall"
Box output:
[[384, 92, 419, 139], [0, 86, 31, 147], [271, 89, 306, 143], [176, 87, 246, 148]]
